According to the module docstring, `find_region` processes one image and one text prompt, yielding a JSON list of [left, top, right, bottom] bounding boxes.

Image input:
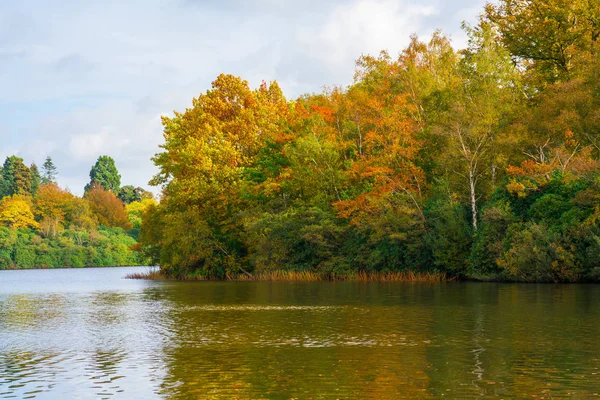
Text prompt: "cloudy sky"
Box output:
[[1, 0, 487, 196]]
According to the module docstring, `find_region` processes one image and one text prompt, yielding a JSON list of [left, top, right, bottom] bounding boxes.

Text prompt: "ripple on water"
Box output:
[[3, 271, 600, 399]]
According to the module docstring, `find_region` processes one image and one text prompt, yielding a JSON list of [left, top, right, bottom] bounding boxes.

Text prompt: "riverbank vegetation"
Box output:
[[126, 269, 450, 283], [0, 156, 154, 269], [137, 0, 600, 283]]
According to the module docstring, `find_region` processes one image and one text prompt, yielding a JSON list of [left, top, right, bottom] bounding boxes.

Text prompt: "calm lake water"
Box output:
[[1, 267, 600, 399]]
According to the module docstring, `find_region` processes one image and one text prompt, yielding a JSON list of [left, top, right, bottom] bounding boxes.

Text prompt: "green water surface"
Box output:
[[1, 267, 600, 399]]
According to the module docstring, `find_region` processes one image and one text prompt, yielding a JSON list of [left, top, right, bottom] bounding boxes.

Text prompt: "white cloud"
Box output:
[[1, 0, 487, 196]]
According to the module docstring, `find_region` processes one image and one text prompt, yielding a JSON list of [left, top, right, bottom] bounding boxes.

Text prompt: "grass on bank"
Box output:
[[125, 269, 451, 282]]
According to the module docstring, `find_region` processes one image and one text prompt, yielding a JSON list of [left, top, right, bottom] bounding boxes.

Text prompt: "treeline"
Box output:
[[0, 155, 155, 269], [140, 0, 600, 282]]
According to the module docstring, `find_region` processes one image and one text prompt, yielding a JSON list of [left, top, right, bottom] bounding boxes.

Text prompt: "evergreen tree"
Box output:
[[3, 156, 31, 196], [85, 155, 121, 193], [30, 163, 42, 196], [0, 168, 7, 199], [42, 156, 58, 184]]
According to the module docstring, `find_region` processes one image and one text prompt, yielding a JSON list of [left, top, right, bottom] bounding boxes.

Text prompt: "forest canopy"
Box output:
[[139, 0, 600, 282], [0, 155, 155, 269]]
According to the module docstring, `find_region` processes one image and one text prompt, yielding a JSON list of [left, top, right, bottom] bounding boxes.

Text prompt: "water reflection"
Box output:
[[2, 268, 600, 398]]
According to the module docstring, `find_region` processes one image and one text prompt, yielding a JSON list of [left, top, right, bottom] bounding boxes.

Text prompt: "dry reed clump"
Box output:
[[125, 269, 166, 280]]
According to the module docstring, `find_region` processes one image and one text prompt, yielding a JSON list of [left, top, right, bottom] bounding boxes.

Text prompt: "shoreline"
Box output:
[[125, 269, 600, 284], [0, 265, 150, 271], [125, 269, 452, 283]]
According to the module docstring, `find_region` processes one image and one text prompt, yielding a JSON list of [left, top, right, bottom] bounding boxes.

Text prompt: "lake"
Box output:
[[1, 267, 600, 399]]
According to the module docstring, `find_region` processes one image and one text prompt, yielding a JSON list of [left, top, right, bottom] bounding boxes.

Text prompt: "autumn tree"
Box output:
[[0, 197, 38, 230], [485, 0, 600, 84], [432, 23, 523, 231], [149, 74, 289, 277], [33, 183, 75, 238], [85, 184, 132, 230]]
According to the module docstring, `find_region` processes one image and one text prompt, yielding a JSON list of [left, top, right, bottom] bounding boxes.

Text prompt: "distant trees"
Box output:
[[41, 156, 57, 184], [0, 154, 150, 269], [85, 184, 132, 230], [30, 164, 41, 196], [85, 155, 121, 193], [118, 185, 154, 204], [2, 156, 31, 197], [0, 197, 38, 230]]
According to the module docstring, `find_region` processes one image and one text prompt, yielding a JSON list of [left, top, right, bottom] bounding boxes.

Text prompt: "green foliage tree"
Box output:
[[118, 185, 154, 204], [85, 155, 121, 193], [41, 156, 58, 184], [30, 163, 42, 196], [3, 156, 32, 196]]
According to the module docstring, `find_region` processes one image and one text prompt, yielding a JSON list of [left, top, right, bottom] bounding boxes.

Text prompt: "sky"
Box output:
[[0, 0, 487, 196]]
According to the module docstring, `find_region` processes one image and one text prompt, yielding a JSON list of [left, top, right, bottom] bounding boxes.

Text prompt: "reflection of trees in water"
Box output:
[[0, 293, 67, 330], [153, 282, 437, 399], [87, 291, 130, 327], [427, 284, 600, 398]]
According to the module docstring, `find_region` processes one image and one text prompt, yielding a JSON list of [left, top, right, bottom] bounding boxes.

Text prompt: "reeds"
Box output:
[[127, 268, 450, 282], [125, 269, 166, 280], [229, 270, 323, 282], [338, 270, 450, 283]]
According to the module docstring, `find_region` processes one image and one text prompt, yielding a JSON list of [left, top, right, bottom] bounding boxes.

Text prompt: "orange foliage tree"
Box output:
[[33, 183, 75, 237], [85, 184, 132, 230]]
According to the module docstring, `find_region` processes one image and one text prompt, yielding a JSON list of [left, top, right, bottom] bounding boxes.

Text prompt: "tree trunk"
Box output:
[[469, 170, 478, 232]]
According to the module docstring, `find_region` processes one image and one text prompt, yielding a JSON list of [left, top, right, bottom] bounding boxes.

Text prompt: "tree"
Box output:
[[333, 56, 426, 224], [85, 156, 121, 193], [85, 184, 132, 230], [126, 198, 157, 231], [41, 156, 58, 184], [0, 197, 38, 230], [485, 0, 600, 83], [30, 163, 42, 196], [149, 74, 289, 277], [33, 183, 75, 238], [433, 23, 523, 231], [2, 156, 31, 197], [64, 197, 97, 231], [118, 185, 154, 204]]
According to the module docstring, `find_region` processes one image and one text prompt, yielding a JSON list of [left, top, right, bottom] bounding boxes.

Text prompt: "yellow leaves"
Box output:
[[506, 180, 528, 198], [0, 196, 39, 230], [153, 74, 290, 212], [126, 198, 157, 229]]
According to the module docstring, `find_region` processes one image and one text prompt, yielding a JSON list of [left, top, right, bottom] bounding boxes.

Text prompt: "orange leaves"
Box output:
[[507, 160, 554, 177], [33, 183, 73, 222], [334, 194, 371, 225], [310, 105, 334, 123], [85, 184, 132, 230]]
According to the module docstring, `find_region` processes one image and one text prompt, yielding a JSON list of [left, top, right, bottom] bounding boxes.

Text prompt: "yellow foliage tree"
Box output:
[[0, 197, 39, 230]]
